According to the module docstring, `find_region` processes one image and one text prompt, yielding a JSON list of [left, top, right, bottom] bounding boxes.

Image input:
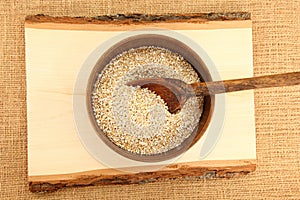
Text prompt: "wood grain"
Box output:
[[192, 72, 300, 95], [128, 72, 300, 113], [29, 159, 256, 193], [25, 13, 250, 24], [25, 14, 256, 193], [25, 13, 251, 31]]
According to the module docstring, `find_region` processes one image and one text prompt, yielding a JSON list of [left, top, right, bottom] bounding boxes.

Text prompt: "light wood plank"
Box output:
[[25, 14, 255, 192]]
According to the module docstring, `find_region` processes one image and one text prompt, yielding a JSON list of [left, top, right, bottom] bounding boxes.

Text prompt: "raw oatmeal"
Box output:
[[92, 46, 204, 155]]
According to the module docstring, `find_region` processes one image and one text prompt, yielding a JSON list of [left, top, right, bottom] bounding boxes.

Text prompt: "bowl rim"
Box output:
[[73, 29, 225, 170], [86, 33, 215, 162]]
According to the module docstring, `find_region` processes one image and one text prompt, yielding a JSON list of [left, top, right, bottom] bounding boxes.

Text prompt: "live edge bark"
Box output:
[[29, 160, 256, 193], [25, 12, 250, 25]]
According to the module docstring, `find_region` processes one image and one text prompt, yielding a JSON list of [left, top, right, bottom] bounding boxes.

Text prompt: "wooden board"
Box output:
[[25, 13, 256, 193]]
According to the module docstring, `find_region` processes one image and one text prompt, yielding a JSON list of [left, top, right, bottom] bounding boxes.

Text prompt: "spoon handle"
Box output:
[[191, 72, 300, 96]]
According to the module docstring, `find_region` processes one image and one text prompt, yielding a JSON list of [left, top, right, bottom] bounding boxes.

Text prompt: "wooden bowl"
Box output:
[[87, 34, 215, 162]]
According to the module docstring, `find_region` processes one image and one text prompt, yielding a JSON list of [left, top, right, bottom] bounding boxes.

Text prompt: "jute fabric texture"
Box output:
[[0, 1, 299, 199]]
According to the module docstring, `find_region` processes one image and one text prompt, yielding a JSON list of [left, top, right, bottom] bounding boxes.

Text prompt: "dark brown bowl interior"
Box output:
[[87, 34, 215, 162]]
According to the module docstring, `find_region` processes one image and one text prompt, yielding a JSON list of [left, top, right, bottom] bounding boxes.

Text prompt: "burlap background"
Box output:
[[0, 0, 299, 199]]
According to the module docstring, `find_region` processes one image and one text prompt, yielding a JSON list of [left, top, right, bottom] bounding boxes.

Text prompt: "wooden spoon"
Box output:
[[127, 72, 300, 114]]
